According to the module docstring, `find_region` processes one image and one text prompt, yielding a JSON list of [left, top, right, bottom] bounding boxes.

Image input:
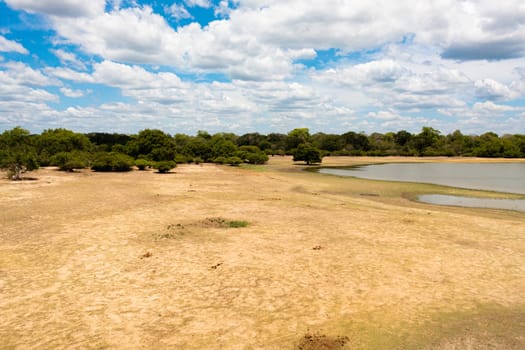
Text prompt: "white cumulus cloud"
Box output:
[[165, 3, 192, 21], [4, 0, 105, 18], [184, 0, 211, 8], [60, 87, 84, 98], [0, 35, 28, 54], [51, 49, 87, 70], [475, 78, 519, 100]]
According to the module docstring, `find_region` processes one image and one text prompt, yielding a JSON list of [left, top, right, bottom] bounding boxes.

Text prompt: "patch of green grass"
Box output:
[[228, 220, 249, 228], [407, 303, 525, 350], [322, 303, 525, 350], [239, 164, 267, 172], [201, 217, 250, 228]]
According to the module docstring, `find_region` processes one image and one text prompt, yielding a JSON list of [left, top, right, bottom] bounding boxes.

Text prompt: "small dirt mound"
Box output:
[[140, 251, 153, 259], [201, 217, 229, 228], [296, 333, 350, 350]]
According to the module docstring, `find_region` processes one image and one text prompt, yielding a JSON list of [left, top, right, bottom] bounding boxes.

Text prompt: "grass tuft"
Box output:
[[228, 220, 249, 228]]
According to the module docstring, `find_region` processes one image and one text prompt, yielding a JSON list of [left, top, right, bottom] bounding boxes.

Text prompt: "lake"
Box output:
[[319, 162, 525, 211]]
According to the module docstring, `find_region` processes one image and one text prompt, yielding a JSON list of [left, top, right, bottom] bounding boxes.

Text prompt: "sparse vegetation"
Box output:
[[296, 333, 350, 350], [1, 157, 524, 349], [155, 218, 250, 238]]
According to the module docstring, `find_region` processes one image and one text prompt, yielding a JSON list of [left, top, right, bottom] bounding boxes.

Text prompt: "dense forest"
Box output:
[[1, 126, 524, 179]]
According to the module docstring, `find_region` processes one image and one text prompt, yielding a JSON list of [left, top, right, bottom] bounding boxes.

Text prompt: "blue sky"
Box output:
[[1, 0, 524, 135]]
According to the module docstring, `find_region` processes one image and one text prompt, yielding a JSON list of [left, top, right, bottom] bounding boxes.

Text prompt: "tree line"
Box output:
[[1, 126, 524, 179]]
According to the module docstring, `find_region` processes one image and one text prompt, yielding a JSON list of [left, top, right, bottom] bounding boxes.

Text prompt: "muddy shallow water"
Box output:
[[418, 194, 525, 212]]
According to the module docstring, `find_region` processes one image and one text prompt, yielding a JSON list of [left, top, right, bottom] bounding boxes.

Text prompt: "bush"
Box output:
[[50, 151, 90, 171], [213, 156, 226, 164], [245, 152, 269, 164], [237, 145, 269, 164], [174, 154, 191, 164], [91, 153, 134, 172], [154, 160, 176, 173], [225, 156, 243, 166], [0, 127, 39, 180], [134, 158, 151, 170], [4, 154, 39, 180]]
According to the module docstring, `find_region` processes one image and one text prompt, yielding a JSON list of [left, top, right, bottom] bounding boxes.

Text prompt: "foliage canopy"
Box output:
[[1, 126, 524, 180]]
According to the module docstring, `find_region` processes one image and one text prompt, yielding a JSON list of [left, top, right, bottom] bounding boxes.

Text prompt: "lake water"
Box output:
[[319, 163, 525, 211], [418, 194, 525, 212]]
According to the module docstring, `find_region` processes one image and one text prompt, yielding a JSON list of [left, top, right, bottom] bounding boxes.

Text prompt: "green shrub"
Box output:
[[213, 156, 226, 164], [236, 145, 269, 164], [50, 151, 90, 171], [134, 158, 151, 170], [0, 127, 39, 180], [245, 152, 269, 164], [225, 156, 243, 166], [92, 152, 134, 172], [174, 154, 191, 164], [154, 160, 176, 173]]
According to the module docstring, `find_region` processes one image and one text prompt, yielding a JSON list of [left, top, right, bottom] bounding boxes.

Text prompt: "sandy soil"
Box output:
[[1, 157, 524, 349]]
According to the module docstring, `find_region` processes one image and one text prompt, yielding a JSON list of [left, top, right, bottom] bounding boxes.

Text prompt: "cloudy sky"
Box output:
[[1, 0, 525, 135]]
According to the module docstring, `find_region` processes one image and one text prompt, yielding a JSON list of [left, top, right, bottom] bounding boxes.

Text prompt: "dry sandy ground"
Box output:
[[1, 156, 524, 349]]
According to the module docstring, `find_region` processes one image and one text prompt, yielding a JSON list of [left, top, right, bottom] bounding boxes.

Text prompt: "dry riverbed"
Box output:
[[1, 156, 524, 349]]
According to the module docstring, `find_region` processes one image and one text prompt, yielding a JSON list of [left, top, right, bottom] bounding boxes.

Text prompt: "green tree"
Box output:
[[293, 143, 323, 165], [266, 133, 287, 155], [0, 127, 39, 180], [126, 129, 176, 161], [37, 128, 92, 165], [412, 127, 443, 155], [184, 135, 212, 161], [312, 133, 344, 153], [472, 132, 504, 157], [394, 130, 412, 147], [210, 135, 238, 161], [502, 135, 525, 157], [286, 128, 311, 152], [237, 132, 266, 147], [368, 132, 397, 155], [85, 132, 132, 152], [341, 131, 370, 154], [197, 130, 212, 140]]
